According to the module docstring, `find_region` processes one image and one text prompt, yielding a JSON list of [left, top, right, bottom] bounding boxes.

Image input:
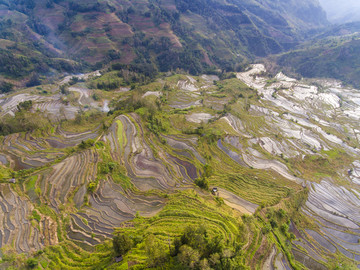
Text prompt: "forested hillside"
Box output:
[[276, 22, 360, 88], [0, 0, 327, 84]]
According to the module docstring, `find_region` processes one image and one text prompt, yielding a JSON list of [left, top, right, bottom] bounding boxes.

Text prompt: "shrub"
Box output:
[[280, 223, 289, 234], [26, 258, 38, 269], [17, 100, 33, 111], [26, 74, 41, 87], [78, 139, 95, 149], [60, 84, 69, 95], [87, 181, 97, 193], [195, 177, 209, 190], [270, 219, 278, 228], [69, 76, 79, 85], [113, 234, 132, 256], [92, 93, 100, 100]]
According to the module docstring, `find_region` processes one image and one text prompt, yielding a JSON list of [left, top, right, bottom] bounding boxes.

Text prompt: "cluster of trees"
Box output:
[[0, 106, 50, 136], [183, 125, 222, 144], [17, 100, 33, 111], [172, 226, 248, 269], [0, 81, 14, 93], [0, 45, 81, 80], [195, 164, 213, 190], [112, 63, 157, 82], [113, 226, 248, 269], [78, 139, 95, 150], [0, 49, 31, 77], [145, 110, 169, 137], [113, 234, 132, 257], [94, 80, 121, 91]]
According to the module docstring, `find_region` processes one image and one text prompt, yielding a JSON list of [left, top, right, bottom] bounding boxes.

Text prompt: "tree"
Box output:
[[177, 245, 200, 269], [26, 258, 38, 269], [17, 100, 33, 112], [113, 234, 132, 256], [87, 182, 97, 193], [280, 223, 289, 234], [78, 139, 95, 149], [26, 74, 41, 87], [195, 176, 209, 190], [60, 84, 69, 95], [0, 81, 13, 93], [145, 234, 167, 267]]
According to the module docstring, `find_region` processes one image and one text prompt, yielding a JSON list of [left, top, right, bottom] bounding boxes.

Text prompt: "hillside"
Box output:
[[0, 64, 359, 269], [276, 28, 360, 88], [0, 0, 327, 84]]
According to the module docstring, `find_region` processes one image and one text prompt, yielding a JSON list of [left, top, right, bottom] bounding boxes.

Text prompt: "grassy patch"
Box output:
[[210, 173, 293, 206], [289, 149, 353, 182], [25, 175, 38, 192], [0, 165, 12, 181], [116, 119, 127, 152]]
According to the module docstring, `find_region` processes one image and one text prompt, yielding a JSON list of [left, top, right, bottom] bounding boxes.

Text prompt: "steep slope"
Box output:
[[276, 32, 360, 88], [0, 2, 81, 83], [0, 0, 328, 81]]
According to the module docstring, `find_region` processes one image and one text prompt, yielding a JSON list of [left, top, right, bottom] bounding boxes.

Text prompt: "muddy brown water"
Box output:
[[168, 154, 198, 180], [46, 139, 73, 149], [6, 152, 32, 170]]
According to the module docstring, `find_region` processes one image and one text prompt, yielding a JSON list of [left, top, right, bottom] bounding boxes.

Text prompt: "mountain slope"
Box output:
[[0, 0, 328, 79], [276, 28, 360, 87]]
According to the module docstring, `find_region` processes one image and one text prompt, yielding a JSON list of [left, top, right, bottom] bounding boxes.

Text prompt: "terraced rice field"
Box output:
[[0, 67, 359, 269], [0, 184, 46, 253]]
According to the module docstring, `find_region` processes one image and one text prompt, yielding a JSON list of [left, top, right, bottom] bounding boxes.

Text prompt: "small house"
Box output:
[[9, 178, 16, 184], [115, 255, 123, 263], [212, 187, 218, 195]]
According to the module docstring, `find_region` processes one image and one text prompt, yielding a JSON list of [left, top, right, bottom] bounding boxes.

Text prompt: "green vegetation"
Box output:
[[113, 234, 132, 257], [0, 0, 330, 90], [0, 38, 359, 270], [0, 110, 51, 136], [0, 165, 12, 180], [0, 81, 13, 93], [288, 149, 353, 182], [277, 38, 360, 88], [172, 225, 248, 269], [111, 190, 250, 268], [214, 173, 293, 206]]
